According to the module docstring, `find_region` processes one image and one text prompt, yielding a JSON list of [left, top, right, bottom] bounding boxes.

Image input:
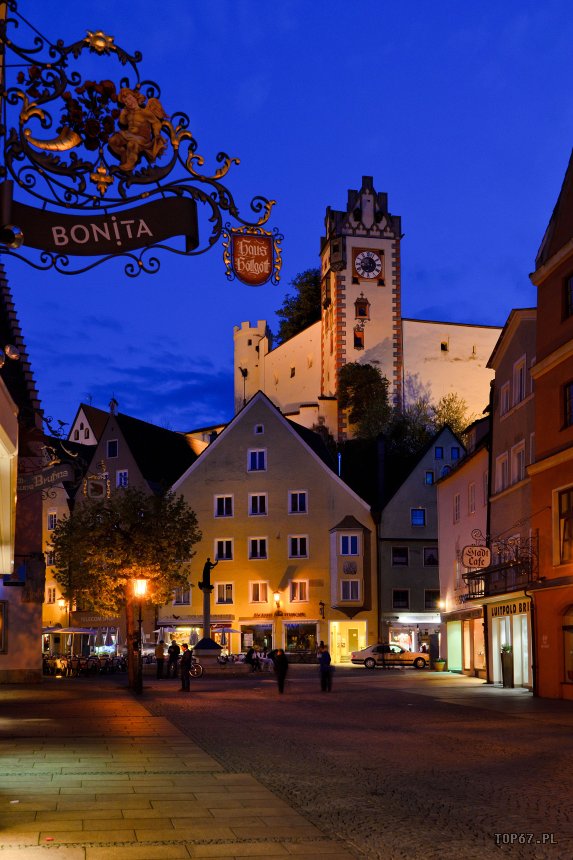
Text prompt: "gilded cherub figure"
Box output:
[[108, 87, 167, 172]]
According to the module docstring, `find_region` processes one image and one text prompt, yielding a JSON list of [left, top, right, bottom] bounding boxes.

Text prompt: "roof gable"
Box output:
[[536, 148, 573, 269], [172, 391, 371, 512]]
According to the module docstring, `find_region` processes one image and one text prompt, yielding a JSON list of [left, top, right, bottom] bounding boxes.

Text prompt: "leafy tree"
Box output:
[[431, 392, 476, 439], [50, 488, 201, 689], [338, 362, 391, 438], [275, 268, 321, 343]]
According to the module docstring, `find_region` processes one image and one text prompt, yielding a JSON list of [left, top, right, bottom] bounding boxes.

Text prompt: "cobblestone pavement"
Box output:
[[143, 666, 573, 860]]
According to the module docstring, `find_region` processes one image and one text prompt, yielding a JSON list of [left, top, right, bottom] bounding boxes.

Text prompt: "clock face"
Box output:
[[354, 250, 382, 279]]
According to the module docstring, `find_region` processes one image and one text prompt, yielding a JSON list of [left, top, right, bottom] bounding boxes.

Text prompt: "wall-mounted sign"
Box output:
[[11, 196, 198, 257], [17, 463, 74, 495], [461, 545, 491, 569], [223, 226, 282, 286]]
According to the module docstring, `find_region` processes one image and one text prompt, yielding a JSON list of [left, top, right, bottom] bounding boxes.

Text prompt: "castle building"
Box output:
[[234, 177, 501, 441]]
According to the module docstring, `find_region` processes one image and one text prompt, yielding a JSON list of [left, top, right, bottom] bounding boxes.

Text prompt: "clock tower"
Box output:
[[320, 176, 403, 440]]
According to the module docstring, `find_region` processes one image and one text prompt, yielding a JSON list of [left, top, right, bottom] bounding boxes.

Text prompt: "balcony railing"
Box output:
[[459, 533, 539, 602]]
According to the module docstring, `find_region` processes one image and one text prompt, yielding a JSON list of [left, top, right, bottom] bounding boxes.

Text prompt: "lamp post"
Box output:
[[132, 577, 148, 695]]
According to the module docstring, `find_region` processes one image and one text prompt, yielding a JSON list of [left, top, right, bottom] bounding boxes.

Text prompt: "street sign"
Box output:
[[461, 545, 491, 569]]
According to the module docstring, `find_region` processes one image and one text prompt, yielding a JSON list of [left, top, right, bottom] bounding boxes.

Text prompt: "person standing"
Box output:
[[180, 643, 192, 692], [167, 638, 180, 678], [155, 639, 166, 679], [272, 648, 289, 694], [318, 644, 333, 692]]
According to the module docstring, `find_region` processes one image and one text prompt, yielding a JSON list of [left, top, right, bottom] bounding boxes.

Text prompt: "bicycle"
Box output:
[[189, 656, 203, 678]]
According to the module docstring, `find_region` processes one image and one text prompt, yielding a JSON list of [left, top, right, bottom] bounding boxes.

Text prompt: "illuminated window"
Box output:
[[116, 470, 128, 488], [215, 583, 234, 604], [250, 581, 268, 603], [290, 581, 308, 602]]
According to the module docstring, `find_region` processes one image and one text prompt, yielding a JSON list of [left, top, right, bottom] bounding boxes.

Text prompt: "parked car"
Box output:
[[351, 643, 429, 669]]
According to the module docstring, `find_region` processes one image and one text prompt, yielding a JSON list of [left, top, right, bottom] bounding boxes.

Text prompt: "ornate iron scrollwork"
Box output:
[[0, 2, 279, 277]]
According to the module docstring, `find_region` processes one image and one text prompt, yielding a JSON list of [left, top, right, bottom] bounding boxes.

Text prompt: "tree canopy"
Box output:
[[275, 268, 321, 343], [50, 488, 201, 615], [338, 362, 391, 439]]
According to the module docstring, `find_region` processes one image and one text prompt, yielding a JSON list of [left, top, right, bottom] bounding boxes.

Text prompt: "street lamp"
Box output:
[[57, 596, 70, 627], [132, 577, 148, 694]]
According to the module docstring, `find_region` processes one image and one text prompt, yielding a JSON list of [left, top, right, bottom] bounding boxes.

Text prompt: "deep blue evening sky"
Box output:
[[4, 1, 573, 431]]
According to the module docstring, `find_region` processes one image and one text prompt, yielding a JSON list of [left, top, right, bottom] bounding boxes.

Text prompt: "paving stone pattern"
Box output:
[[1, 668, 573, 859], [0, 681, 357, 858]]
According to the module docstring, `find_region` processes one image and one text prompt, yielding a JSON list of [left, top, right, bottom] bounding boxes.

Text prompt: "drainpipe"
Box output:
[[524, 589, 537, 696], [484, 382, 494, 684]]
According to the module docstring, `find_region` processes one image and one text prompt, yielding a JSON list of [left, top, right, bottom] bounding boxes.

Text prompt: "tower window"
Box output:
[[354, 293, 370, 320], [354, 328, 365, 350], [440, 341, 449, 352]]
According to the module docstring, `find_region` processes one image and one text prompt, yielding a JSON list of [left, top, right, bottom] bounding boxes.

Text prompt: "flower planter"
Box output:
[[433, 661, 446, 672], [501, 651, 514, 688]]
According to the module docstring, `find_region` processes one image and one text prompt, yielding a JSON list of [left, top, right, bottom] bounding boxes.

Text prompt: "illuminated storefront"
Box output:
[[487, 595, 532, 688]]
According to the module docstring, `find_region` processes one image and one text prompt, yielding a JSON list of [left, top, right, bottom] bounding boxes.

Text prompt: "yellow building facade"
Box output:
[[170, 392, 378, 663]]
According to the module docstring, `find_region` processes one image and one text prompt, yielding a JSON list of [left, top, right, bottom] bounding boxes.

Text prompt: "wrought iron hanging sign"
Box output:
[[0, 3, 283, 280]]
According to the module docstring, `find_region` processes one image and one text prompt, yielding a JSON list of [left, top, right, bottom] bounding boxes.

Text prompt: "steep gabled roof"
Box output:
[[172, 391, 372, 513], [535, 148, 573, 269], [0, 263, 41, 427], [68, 403, 108, 441], [114, 412, 197, 493]]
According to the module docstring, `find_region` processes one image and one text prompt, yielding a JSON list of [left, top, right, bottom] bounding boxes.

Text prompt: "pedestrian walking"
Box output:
[[179, 643, 192, 692], [167, 638, 180, 678], [155, 639, 166, 679], [271, 647, 289, 693], [318, 644, 333, 692]]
